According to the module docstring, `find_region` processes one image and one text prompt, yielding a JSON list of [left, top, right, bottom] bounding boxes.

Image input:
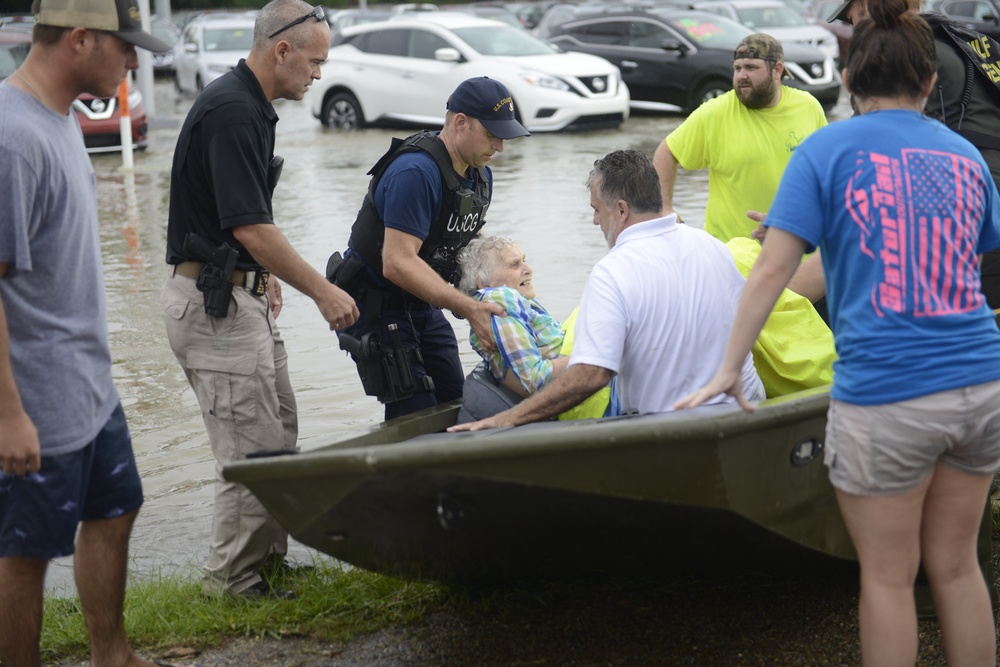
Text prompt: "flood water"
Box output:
[[44, 80, 850, 593]]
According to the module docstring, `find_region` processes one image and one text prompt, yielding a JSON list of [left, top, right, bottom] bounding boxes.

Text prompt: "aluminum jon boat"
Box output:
[[223, 386, 995, 590]]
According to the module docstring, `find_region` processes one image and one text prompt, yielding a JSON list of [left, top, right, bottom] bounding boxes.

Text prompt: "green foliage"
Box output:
[[39, 560, 444, 664]]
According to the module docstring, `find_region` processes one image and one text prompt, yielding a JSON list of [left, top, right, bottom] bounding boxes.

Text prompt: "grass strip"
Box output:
[[39, 559, 445, 665]]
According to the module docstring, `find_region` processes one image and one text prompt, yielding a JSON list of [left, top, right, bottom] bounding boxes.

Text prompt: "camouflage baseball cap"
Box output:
[[733, 33, 791, 78], [734, 33, 784, 62]]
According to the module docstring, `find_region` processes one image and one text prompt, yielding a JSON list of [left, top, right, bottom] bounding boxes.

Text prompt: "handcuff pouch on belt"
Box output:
[[327, 251, 436, 404], [248, 271, 270, 297], [184, 233, 238, 318]]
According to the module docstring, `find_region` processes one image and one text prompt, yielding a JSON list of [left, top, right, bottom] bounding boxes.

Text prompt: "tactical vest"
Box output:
[[924, 13, 1000, 152], [348, 131, 491, 287]]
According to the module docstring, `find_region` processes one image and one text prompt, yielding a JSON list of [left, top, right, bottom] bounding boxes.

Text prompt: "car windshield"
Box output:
[[152, 23, 178, 47], [466, 9, 524, 28], [0, 42, 30, 79], [204, 28, 254, 52], [451, 25, 557, 55], [737, 5, 807, 26], [667, 15, 753, 47], [813, 0, 842, 17]]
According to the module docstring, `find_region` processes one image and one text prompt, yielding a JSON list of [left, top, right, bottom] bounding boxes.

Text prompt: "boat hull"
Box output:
[[225, 388, 868, 583]]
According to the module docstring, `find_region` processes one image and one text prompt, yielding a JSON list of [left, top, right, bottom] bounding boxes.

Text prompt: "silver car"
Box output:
[[174, 12, 257, 94]]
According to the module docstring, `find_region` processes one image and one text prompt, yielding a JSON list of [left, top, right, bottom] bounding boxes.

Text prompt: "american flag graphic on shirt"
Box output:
[[845, 148, 988, 318]]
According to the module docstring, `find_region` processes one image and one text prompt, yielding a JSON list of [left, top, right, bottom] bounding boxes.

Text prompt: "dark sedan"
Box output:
[[923, 0, 1000, 38], [546, 7, 842, 113]]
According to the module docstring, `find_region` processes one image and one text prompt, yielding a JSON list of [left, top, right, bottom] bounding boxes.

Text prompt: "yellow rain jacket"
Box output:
[[726, 237, 836, 397]]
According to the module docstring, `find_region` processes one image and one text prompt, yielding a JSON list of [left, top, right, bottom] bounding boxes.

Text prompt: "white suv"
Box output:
[[309, 12, 631, 132]]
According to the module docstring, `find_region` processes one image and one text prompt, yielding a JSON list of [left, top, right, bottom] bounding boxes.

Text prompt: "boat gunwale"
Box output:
[[224, 386, 831, 484]]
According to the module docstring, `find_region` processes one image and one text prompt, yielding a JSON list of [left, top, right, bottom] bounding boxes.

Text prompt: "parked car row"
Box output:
[[693, 0, 839, 60], [0, 0, 846, 153], [549, 6, 839, 112], [0, 15, 149, 154]]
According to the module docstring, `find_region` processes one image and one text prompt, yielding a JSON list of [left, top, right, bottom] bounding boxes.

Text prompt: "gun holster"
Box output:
[[183, 233, 238, 318], [338, 323, 435, 404], [196, 264, 234, 318], [326, 251, 367, 297]]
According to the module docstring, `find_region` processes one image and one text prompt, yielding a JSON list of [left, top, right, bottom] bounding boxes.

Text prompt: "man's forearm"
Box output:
[[786, 252, 826, 303], [233, 224, 328, 300], [0, 295, 24, 419], [652, 140, 680, 212], [383, 251, 479, 317], [504, 364, 613, 426]]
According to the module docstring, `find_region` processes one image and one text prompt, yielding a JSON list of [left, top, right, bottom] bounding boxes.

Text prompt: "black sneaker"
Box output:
[[236, 580, 296, 600], [261, 556, 315, 578]]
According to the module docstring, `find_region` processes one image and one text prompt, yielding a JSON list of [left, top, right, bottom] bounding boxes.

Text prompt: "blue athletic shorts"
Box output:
[[0, 403, 145, 559]]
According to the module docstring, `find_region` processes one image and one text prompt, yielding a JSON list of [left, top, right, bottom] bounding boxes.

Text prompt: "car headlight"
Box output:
[[518, 70, 569, 92]]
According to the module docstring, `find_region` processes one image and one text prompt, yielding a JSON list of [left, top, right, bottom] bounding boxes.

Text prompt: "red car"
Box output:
[[0, 16, 149, 154]]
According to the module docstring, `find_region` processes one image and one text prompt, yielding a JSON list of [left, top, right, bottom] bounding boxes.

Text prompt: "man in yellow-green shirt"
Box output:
[[652, 33, 828, 243]]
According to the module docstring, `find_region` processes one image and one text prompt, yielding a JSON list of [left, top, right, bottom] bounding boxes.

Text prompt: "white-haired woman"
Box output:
[[455, 236, 611, 422]]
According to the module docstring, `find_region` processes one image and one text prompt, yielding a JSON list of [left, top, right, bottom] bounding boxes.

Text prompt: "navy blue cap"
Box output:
[[446, 77, 530, 140]]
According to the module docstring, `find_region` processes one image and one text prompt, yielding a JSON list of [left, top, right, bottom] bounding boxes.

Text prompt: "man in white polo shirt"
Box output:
[[450, 149, 763, 430]]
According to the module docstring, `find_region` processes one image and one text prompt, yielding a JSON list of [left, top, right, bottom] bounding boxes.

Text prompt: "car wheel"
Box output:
[[196, 74, 204, 93], [322, 92, 365, 130], [690, 80, 730, 111]]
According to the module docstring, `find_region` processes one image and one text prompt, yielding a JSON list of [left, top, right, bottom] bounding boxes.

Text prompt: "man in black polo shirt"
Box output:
[[161, 0, 357, 599]]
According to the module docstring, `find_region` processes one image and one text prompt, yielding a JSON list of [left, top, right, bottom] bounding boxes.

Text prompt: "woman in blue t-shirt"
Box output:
[[676, 0, 1000, 663]]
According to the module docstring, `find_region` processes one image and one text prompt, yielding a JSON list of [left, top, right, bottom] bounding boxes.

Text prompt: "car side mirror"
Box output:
[[184, 42, 198, 53], [661, 39, 687, 53], [984, 12, 997, 21], [434, 47, 462, 62]]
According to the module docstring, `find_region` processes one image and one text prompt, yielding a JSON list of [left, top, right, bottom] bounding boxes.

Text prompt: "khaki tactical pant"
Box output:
[[161, 271, 297, 595]]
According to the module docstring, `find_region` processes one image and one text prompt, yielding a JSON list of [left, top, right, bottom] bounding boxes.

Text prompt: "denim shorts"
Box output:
[[824, 380, 1000, 497], [0, 403, 144, 559]]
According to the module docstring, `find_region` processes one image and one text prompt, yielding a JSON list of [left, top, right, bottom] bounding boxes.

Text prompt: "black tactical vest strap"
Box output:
[[347, 131, 490, 284], [924, 13, 1000, 151]]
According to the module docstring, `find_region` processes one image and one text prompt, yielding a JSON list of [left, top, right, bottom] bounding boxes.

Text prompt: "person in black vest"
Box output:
[[331, 77, 530, 420], [829, 0, 1000, 305]]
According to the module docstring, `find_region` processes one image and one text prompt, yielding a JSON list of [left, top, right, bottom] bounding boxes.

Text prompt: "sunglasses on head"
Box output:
[[268, 5, 325, 39]]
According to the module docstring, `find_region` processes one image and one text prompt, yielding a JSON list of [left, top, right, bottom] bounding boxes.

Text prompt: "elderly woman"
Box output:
[[455, 236, 610, 422]]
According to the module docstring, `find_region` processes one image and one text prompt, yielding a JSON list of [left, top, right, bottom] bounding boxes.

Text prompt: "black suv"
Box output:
[[545, 6, 842, 112]]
